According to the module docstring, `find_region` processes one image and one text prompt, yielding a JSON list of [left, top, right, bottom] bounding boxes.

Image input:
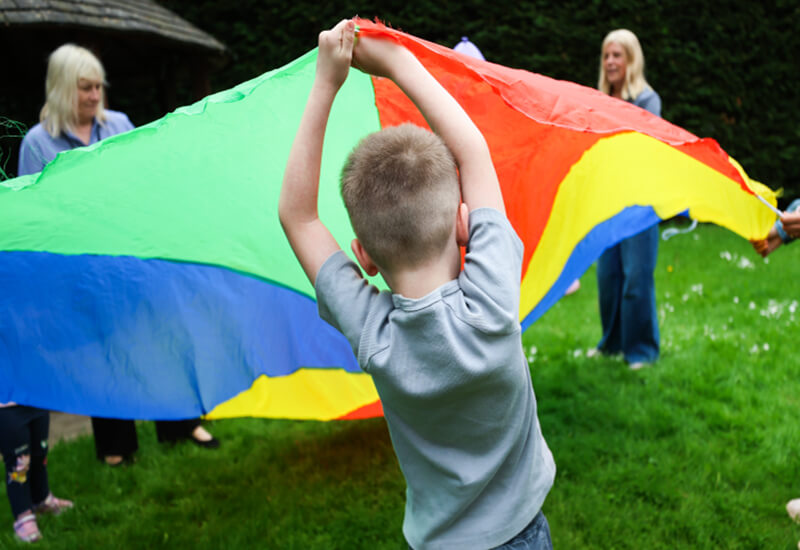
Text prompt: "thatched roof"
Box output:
[[0, 0, 225, 53]]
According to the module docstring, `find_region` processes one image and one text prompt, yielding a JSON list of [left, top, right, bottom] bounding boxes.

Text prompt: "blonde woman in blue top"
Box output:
[[592, 29, 662, 369], [18, 43, 134, 175], [18, 43, 218, 467]]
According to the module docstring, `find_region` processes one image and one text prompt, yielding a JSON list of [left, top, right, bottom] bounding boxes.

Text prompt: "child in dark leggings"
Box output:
[[0, 404, 73, 542]]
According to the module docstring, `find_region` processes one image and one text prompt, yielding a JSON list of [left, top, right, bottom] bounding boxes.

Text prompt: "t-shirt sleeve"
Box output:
[[636, 89, 662, 117], [315, 251, 381, 357], [458, 208, 524, 333], [17, 133, 46, 176], [104, 110, 135, 135], [119, 112, 135, 132]]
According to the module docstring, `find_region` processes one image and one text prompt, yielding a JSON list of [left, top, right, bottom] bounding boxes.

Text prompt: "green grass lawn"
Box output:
[[1, 221, 798, 549]]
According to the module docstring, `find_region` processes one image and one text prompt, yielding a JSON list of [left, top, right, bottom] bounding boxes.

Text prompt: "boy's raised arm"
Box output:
[[353, 32, 504, 214], [278, 19, 355, 285]]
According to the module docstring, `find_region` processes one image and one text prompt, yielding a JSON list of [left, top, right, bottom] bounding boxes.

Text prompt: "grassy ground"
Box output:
[[1, 221, 798, 549]]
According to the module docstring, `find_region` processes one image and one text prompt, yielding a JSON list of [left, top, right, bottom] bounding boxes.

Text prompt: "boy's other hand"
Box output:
[[317, 19, 355, 90], [352, 31, 408, 79]]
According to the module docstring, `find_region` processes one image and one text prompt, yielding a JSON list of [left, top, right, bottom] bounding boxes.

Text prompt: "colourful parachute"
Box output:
[[0, 20, 776, 421]]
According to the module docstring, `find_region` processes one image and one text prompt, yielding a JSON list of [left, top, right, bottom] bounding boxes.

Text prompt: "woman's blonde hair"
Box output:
[[597, 29, 650, 101], [40, 43, 107, 138]]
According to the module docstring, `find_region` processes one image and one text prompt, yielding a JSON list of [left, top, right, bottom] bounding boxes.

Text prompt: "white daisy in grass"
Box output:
[[737, 256, 755, 270], [760, 300, 783, 319]]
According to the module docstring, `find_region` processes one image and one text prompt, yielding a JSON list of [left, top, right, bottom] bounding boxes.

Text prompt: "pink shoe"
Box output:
[[565, 279, 581, 295], [13, 512, 41, 543], [33, 493, 74, 516]]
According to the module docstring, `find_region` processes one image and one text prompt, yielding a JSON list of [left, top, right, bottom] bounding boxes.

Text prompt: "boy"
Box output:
[[279, 20, 555, 549]]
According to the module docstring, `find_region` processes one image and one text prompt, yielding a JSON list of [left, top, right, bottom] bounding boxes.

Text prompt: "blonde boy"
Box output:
[[279, 20, 555, 549]]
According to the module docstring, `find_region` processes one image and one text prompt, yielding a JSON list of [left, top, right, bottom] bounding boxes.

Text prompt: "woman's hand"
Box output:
[[751, 226, 783, 257], [780, 210, 800, 239]]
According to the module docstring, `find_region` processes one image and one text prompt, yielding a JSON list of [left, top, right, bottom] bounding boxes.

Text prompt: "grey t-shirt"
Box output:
[[316, 208, 555, 550]]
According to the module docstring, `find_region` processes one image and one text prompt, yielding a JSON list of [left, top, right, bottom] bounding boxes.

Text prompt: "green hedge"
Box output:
[[157, 0, 799, 200], [5, 1, 796, 199]]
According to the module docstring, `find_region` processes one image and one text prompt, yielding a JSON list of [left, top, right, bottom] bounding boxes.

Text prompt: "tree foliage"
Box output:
[[6, 1, 797, 198], [158, 0, 799, 199]]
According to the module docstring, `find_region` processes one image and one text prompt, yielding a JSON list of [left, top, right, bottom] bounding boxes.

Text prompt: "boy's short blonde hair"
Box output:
[[341, 123, 460, 271]]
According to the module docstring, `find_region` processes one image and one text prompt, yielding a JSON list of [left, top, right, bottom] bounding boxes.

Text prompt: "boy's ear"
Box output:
[[351, 239, 379, 277], [456, 202, 470, 246]]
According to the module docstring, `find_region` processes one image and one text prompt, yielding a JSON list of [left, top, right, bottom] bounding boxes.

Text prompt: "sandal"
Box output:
[[102, 454, 135, 467], [13, 512, 41, 543], [33, 493, 74, 516]]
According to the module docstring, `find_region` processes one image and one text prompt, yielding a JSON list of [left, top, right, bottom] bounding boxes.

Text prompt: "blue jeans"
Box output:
[[596, 224, 659, 364], [407, 511, 552, 550], [492, 510, 552, 550]]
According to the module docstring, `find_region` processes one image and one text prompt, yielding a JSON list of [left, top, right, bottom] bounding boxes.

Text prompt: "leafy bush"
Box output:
[[4, 1, 796, 197], [158, 0, 800, 199]]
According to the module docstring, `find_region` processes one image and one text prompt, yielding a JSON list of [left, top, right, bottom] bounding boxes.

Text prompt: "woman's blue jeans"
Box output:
[[596, 224, 660, 364]]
